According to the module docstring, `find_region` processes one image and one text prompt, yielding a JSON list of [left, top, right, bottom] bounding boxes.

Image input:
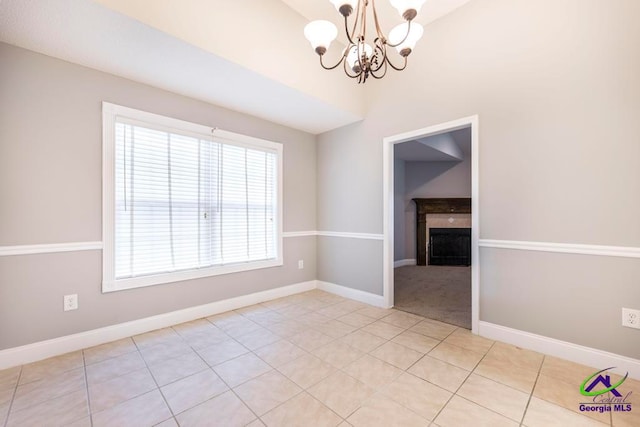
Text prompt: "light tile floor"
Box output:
[[1, 290, 638, 426]]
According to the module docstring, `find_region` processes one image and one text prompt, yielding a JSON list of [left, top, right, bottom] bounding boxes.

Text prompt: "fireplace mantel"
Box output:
[[412, 198, 471, 266]]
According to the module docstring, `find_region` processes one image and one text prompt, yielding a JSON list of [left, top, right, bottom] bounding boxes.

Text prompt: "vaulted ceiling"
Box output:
[[0, 0, 471, 134]]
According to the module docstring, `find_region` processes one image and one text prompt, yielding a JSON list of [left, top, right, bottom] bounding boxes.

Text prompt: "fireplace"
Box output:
[[412, 198, 472, 266], [429, 228, 471, 266]]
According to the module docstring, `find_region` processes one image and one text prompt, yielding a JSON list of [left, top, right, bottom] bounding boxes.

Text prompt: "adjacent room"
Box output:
[[394, 127, 472, 329], [1, 0, 639, 426], [393, 128, 472, 329]]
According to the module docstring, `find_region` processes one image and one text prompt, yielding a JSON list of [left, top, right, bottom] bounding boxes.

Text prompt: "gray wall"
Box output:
[[0, 43, 317, 350], [405, 159, 471, 200], [316, 0, 640, 359]]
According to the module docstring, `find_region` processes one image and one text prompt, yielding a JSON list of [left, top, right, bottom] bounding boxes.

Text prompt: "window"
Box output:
[[102, 103, 283, 292]]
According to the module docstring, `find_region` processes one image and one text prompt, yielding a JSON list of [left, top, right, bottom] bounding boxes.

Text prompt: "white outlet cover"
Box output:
[[622, 307, 640, 329], [64, 294, 78, 311]]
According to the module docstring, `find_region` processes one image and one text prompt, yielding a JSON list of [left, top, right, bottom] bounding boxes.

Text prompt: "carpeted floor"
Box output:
[[394, 265, 471, 329]]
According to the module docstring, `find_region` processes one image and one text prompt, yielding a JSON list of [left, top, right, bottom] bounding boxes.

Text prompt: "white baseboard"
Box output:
[[316, 280, 387, 308], [0, 280, 316, 370], [478, 321, 640, 380], [394, 259, 417, 268], [13, 283, 638, 382]]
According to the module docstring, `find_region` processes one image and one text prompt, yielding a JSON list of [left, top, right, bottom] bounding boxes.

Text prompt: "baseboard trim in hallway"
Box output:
[[393, 259, 417, 268], [479, 321, 640, 380], [316, 281, 386, 308]]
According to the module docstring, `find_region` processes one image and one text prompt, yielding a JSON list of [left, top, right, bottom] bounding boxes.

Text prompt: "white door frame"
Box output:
[[382, 115, 480, 334]]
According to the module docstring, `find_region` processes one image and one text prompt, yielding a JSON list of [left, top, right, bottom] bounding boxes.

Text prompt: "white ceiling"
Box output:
[[395, 127, 471, 162], [0, 0, 472, 135], [282, 0, 472, 40]]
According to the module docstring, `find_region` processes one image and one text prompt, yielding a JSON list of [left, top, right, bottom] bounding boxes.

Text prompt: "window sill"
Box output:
[[102, 258, 283, 293]]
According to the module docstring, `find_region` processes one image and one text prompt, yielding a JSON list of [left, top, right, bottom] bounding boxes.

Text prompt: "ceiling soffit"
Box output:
[[0, 0, 472, 134]]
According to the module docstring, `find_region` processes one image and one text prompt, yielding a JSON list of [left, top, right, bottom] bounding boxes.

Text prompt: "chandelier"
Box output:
[[304, 0, 426, 83]]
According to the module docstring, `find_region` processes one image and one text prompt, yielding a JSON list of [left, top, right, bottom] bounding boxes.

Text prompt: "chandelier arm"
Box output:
[[370, 0, 386, 41], [370, 60, 388, 79], [386, 19, 412, 48], [309, 0, 414, 82], [384, 51, 408, 71], [369, 39, 385, 73], [370, 42, 388, 79], [360, 0, 367, 46], [344, 16, 356, 45], [319, 53, 346, 71], [347, 0, 362, 44]]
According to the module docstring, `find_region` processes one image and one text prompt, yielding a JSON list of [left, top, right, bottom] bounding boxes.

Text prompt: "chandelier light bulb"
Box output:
[[304, 20, 338, 55], [305, 0, 424, 82], [389, 22, 424, 56], [346, 43, 373, 72], [389, 0, 427, 20]]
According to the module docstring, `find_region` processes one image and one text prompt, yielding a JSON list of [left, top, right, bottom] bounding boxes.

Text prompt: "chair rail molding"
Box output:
[[0, 231, 386, 257], [316, 231, 384, 240], [479, 239, 640, 259], [0, 241, 103, 256]]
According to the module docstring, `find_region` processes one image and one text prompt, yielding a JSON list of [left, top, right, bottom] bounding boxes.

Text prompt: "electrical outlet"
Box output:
[[298, 260, 304, 269], [64, 294, 78, 311], [622, 308, 640, 329]]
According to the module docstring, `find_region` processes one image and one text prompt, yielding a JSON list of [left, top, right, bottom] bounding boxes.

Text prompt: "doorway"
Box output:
[[382, 116, 479, 334]]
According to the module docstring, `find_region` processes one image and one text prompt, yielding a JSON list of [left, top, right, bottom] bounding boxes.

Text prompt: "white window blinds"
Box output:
[[115, 120, 277, 279], [112, 118, 279, 282]]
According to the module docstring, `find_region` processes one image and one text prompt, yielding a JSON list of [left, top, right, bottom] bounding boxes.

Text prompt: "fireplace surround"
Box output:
[[412, 198, 472, 266]]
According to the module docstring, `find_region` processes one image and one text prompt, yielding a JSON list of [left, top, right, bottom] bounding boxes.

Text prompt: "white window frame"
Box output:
[[102, 102, 283, 293]]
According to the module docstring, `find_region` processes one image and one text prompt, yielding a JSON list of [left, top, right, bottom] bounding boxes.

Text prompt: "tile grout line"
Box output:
[[525, 359, 614, 426], [332, 320, 454, 423], [266, 313, 356, 422], [84, 347, 139, 368], [519, 354, 545, 426], [234, 299, 349, 424], [130, 335, 177, 425], [5, 356, 95, 424], [221, 335, 339, 425], [138, 326, 246, 421], [429, 339, 496, 424], [299, 391, 347, 425], [236, 296, 379, 424], [609, 395, 613, 427], [81, 351, 94, 427], [182, 323, 265, 425], [463, 340, 549, 425], [175, 301, 444, 422], [227, 367, 300, 425], [2, 366, 22, 427], [397, 324, 460, 385]]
